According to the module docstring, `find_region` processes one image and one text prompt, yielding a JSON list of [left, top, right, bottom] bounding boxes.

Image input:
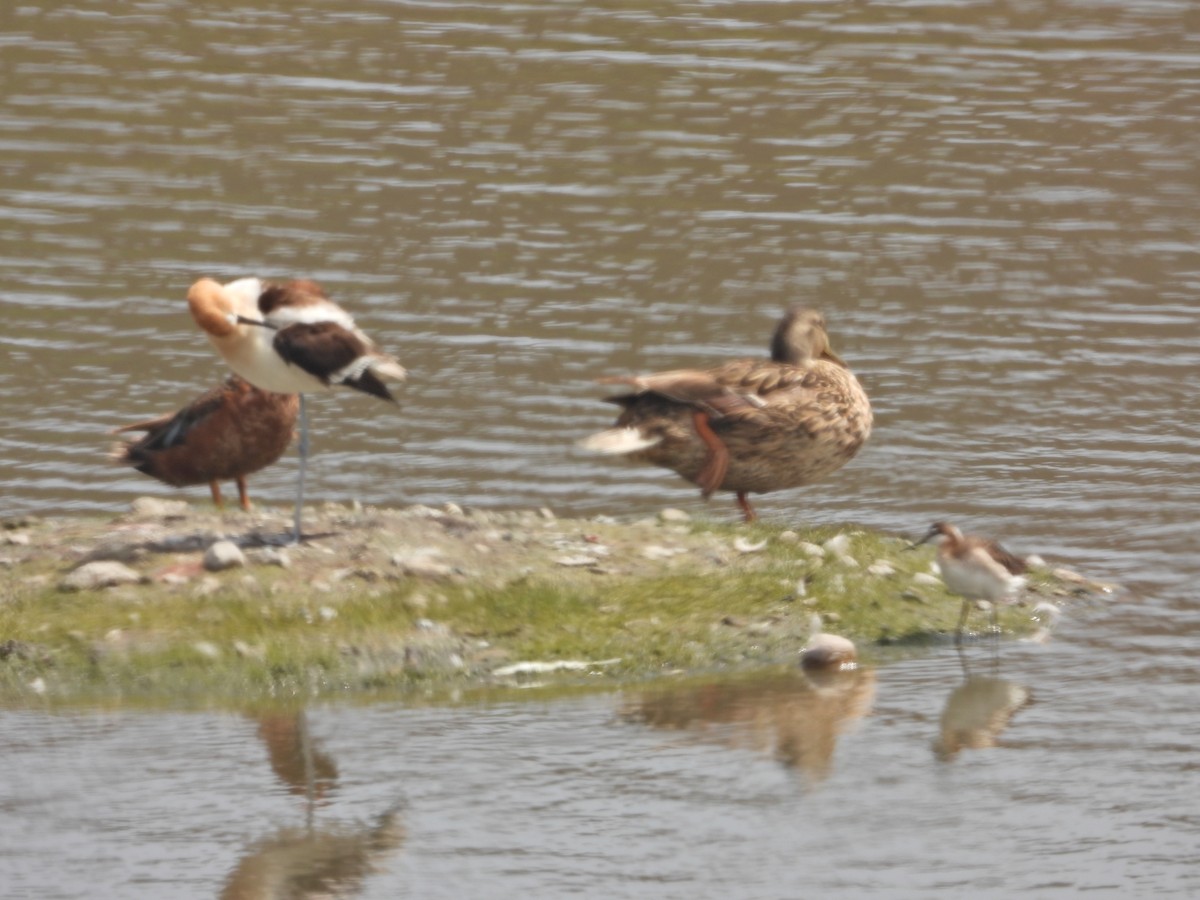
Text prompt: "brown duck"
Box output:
[[580, 309, 872, 521], [112, 375, 299, 511]]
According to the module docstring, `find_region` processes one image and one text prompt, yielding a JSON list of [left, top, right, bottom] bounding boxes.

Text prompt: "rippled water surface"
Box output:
[[2, 0, 1198, 895]]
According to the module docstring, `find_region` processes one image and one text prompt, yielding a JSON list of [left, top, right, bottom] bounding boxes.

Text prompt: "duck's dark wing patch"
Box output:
[[273, 323, 396, 402], [258, 280, 329, 315]]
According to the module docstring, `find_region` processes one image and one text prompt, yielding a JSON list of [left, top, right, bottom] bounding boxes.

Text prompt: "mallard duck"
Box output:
[[112, 375, 299, 511], [187, 277, 406, 540], [910, 521, 1029, 643], [579, 308, 872, 521]]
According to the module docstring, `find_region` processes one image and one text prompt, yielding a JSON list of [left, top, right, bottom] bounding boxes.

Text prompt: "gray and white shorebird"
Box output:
[[187, 277, 406, 542], [911, 521, 1028, 644]]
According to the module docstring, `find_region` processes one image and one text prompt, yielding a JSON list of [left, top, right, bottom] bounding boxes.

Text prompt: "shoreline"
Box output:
[[0, 500, 1112, 708]]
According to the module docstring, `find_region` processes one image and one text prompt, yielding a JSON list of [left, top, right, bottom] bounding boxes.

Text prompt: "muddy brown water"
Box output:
[[2, 1, 1199, 895]]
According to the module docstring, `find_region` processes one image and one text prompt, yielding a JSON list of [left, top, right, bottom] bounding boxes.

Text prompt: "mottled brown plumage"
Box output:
[[581, 309, 873, 520], [112, 375, 299, 510]]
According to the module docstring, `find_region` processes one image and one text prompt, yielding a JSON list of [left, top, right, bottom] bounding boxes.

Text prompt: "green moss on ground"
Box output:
[[0, 505, 1099, 708]]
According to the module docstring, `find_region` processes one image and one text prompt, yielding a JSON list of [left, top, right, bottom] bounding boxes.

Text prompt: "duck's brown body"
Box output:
[[112, 375, 299, 510], [583, 309, 872, 519], [609, 357, 872, 496]]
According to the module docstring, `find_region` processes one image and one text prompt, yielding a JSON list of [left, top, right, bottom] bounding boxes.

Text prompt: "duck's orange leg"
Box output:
[[236, 476, 252, 512], [209, 480, 224, 509], [736, 491, 757, 523], [691, 410, 730, 500]]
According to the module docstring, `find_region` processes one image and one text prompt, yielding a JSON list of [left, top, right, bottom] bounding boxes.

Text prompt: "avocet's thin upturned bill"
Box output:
[[187, 277, 406, 541], [579, 308, 872, 522], [112, 375, 299, 511], [912, 521, 1028, 644]]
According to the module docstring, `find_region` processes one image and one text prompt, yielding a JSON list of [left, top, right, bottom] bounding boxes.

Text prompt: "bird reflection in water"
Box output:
[[220, 710, 405, 899], [621, 667, 875, 787], [933, 651, 1034, 762]]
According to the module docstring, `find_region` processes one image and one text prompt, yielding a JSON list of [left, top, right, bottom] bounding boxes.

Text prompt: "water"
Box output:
[[1, 0, 1198, 895]]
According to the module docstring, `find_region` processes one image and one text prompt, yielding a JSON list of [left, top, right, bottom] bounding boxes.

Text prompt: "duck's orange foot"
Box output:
[[736, 492, 757, 523]]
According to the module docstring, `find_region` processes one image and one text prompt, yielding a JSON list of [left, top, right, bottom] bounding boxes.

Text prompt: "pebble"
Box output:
[[193, 576, 222, 598], [642, 545, 685, 560], [1025, 554, 1046, 568], [822, 533, 852, 556], [800, 632, 858, 673], [555, 555, 598, 567], [130, 497, 190, 518], [797, 542, 826, 560], [233, 641, 265, 660], [5, 532, 30, 546], [192, 641, 221, 660], [257, 548, 291, 569], [60, 561, 142, 592], [658, 508, 691, 523], [203, 540, 246, 572], [912, 572, 942, 588], [777, 530, 800, 543], [733, 537, 768, 554], [867, 561, 896, 577], [392, 551, 456, 579]]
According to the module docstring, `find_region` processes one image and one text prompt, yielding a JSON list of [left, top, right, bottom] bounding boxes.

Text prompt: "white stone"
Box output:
[[658, 508, 691, 523], [733, 537, 768, 554], [192, 641, 221, 660], [642, 545, 685, 560], [822, 533, 851, 556], [60, 561, 142, 591], [203, 540, 245, 572], [130, 497, 190, 518]]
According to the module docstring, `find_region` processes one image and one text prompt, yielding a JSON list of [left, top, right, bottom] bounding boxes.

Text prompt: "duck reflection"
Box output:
[[621, 667, 875, 786], [221, 711, 405, 899], [255, 712, 340, 807], [933, 652, 1033, 762]]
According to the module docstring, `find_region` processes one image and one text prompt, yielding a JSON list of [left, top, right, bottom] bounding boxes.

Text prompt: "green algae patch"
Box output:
[[0, 503, 1107, 707]]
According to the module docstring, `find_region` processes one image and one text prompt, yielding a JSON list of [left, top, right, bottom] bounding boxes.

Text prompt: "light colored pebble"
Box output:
[[130, 497, 190, 518], [912, 572, 943, 588], [733, 537, 768, 554], [642, 545, 685, 560], [203, 540, 245, 572], [868, 561, 896, 577], [658, 508, 691, 523], [822, 533, 851, 556], [193, 641, 220, 660], [798, 542, 825, 559], [60, 561, 142, 592], [555, 555, 598, 567]]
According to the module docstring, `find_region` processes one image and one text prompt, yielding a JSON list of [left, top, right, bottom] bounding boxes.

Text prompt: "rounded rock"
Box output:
[[203, 540, 246, 572], [60, 560, 142, 592]]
